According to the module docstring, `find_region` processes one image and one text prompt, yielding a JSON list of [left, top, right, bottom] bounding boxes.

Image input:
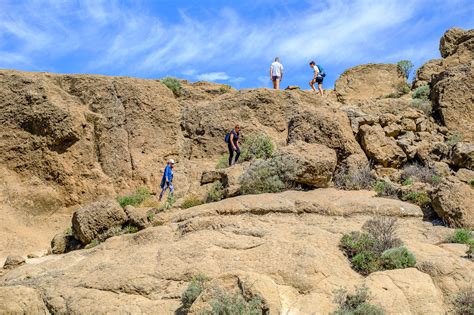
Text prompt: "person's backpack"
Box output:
[[317, 65, 326, 77], [225, 132, 231, 143]]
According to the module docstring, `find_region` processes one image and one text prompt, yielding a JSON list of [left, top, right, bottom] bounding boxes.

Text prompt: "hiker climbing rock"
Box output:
[[159, 159, 175, 201], [270, 57, 284, 90], [225, 125, 241, 166], [309, 61, 325, 96]]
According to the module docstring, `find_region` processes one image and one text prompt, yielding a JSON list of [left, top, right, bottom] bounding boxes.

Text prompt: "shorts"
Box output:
[[272, 76, 281, 81], [315, 76, 324, 84]]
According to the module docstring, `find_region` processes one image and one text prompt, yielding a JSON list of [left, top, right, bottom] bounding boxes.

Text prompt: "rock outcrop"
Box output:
[[277, 141, 337, 187], [0, 191, 471, 314], [334, 63, 407, 103]]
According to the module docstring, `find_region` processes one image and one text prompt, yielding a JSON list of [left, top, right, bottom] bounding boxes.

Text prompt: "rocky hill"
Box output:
[[0, 28, 473, 314]]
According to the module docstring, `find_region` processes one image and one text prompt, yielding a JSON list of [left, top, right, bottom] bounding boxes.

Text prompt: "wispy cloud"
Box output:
[[0, 0, 472, 87]]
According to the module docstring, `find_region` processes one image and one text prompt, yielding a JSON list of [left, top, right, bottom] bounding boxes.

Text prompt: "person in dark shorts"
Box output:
[[270, 57, 284, 90], [309, 61, 325, 96], [227, 125, 241, 166]]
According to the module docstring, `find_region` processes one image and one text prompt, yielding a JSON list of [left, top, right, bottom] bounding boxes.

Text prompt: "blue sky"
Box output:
[[0, 0, 473, 89]]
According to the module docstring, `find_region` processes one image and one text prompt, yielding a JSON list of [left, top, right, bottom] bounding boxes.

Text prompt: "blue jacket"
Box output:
[[160, 165, 173, 188]]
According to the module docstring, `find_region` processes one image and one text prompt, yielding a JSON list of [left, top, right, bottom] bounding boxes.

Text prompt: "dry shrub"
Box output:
[[363, 217, 402, 255]]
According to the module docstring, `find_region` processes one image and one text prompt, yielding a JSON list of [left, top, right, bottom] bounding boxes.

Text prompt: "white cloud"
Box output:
[[195, 72, 230, 81]]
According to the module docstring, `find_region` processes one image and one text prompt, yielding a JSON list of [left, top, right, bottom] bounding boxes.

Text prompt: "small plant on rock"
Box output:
[[181, 274, 209, 311], [452, 287, 474, 315], [181, 195, 204, 209], [206, 181, 225, 202], [362, 217, 402, 255], [380, 247, 416, 269], [240, 155, 298, 195], [412, 85, 430, 100], [397, 60, 414, 79], [374, 181, 399, 199], [410, 99, 432, 115], [123, 225, 139, 234], [402, 163, 441, 185], [334, 164, 376, 191], [215, 154, 229, 169], [204, 289, 262, 315], [331, 285, 384, 315], [446, 133, 464, 147], [161, 77, 183, 97], [117, 187, 152, 208], [447, 229, 473, 244], [240, 133, 274, 161], [402, 191, 431, 208]]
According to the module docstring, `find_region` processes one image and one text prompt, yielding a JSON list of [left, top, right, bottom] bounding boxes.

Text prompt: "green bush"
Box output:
[[161, 77, 183, 97], [240, 156, 297, 195], [380, 247, 416, 269], [117, 187, 151, 208], [397, 82, 411, 95], [206, 181, 225, 202], [240, 133, 274, 161], [204, 291, 262, 315], [123, 225, 139, 234], [447, 229, 473, 244], [181, 195, 204, 209], [410, 99, 432, 115], [397, 60, 414, 79], [332, 285, 384, 315], [340, 218, 414, 275], [374, 181, 399, 199], [413, 85, 430, 100], [181, 274, 208, 311], [453, 287, 474, 315], [334, 164, 376, 190], [468, 180, 474, 187], [402, 191, 431, 207], [402, 178, 413, 186]]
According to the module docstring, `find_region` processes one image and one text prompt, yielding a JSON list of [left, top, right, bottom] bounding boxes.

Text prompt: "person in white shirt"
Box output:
[[270, 57, 284, 90]]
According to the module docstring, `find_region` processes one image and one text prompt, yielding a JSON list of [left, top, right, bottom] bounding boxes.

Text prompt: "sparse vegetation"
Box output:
[[85, 239, 99, 249], [181, 195, 204, 209], [340, 218, 414, 275], [380, 247, 416, 269], [181, 274, 209, 311], [240, 133, 275, 162], [331, 285, 384, 315], [374, 181, 399, 199], [416, 261, 440, 276], [446, 134, 464, 147], [386, 81, 410, 98], [447, 229, 473, 244], [123, 225, 139, 234], [334, 164, 376, 190], [402, 163, 441, 185], [161, 77, 183, 97], [447, 133, 463, 147], [206, 181, 225, 202], [216, 154, 229, 169], [402, 191, 431, 207], [203, 290, 262, 315], [397, 60, 414, 79], [218, 84, 232, 94], [453, 287, 474, 315], [117, 187, 152, 208], [240, 155, 298, 195], [413, 85, 430, 100], [402, 178, 413, 186], [468, 180, 474, 187], [410, 99, 432, 115], [64, 227, 72, 236]]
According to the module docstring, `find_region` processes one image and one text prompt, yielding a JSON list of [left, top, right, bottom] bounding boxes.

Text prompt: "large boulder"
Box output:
[[287, 107, 368, 171], [0, 286, 49, 314], [412, 59, 444, 88], [432, 178, 474, 228], [359, 124, 407, 167], [278, 141, 337, 187], [71, 199, 128, 244], [334, 63, 407, 103], [450, 142, 474, 170], [51, 232, 81, 254]]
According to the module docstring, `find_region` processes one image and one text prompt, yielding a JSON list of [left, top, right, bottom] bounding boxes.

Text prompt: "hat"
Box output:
[[168, 159, 175, 164]]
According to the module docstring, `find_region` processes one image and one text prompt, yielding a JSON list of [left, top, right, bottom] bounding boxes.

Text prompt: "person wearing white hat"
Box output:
[[159, 159, 175, 201]]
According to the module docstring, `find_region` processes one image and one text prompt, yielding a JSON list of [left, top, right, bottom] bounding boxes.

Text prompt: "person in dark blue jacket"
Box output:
[[159, 159, 175, 201]]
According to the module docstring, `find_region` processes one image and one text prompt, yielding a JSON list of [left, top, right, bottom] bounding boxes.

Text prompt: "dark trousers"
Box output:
[[228, 143, 241, 166]]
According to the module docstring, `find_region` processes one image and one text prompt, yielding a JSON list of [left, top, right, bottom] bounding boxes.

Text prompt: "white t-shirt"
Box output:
[[271, 61, 284, 77]]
